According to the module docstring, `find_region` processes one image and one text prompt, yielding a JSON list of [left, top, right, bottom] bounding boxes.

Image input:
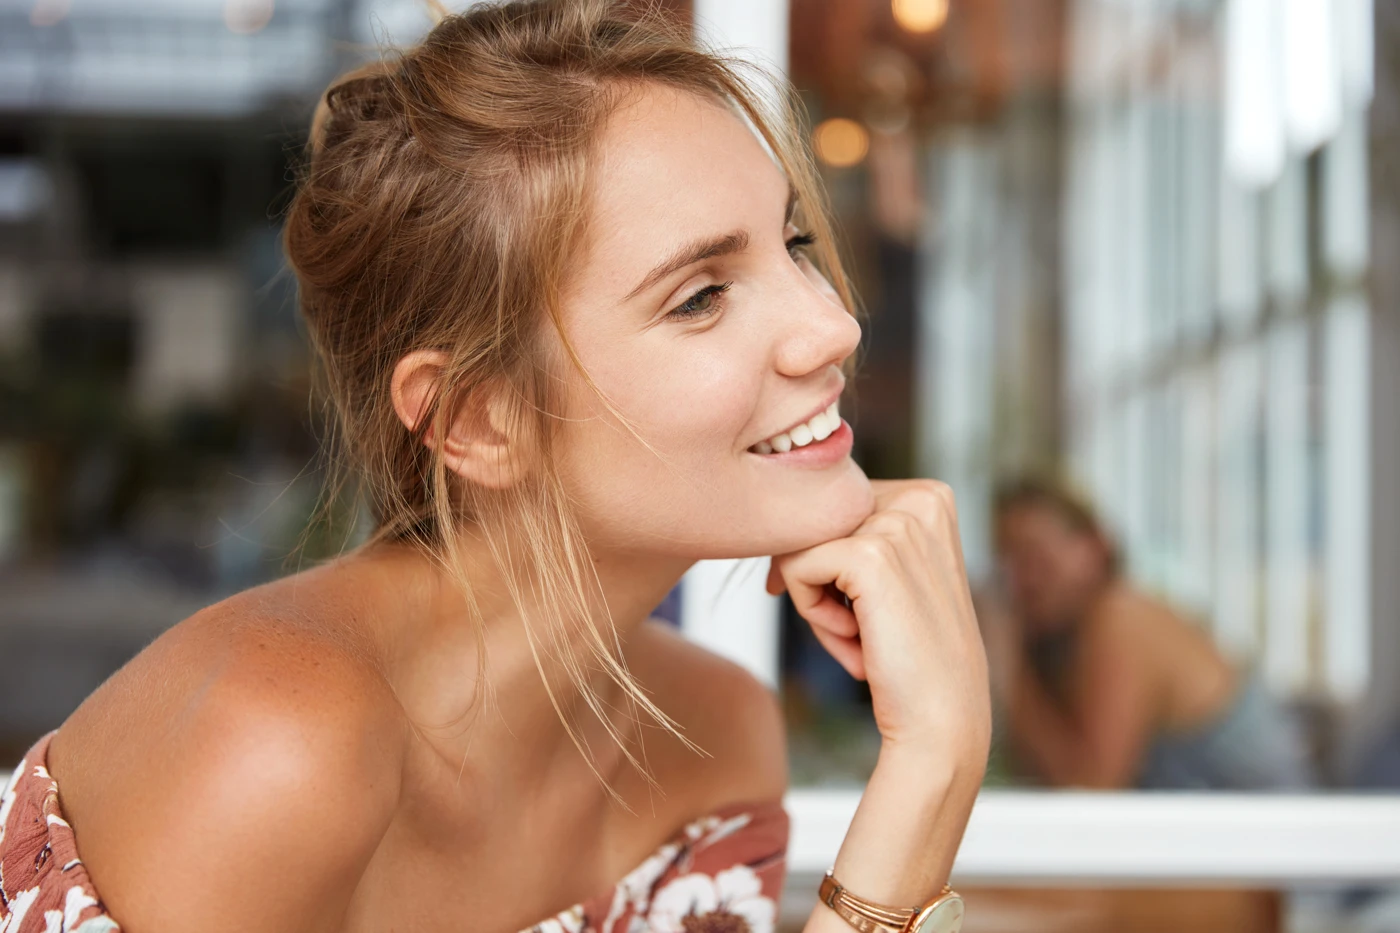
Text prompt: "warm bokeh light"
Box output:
[[813, 118, 870, 169], [892, 0, 949, 34], [224, 0, 275, 35], [29, 0, 70, 28]]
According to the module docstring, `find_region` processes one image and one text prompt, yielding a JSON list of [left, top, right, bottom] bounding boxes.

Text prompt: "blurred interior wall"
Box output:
[[914, 2, 1066, 582], [1344, 0, 1400, 776]]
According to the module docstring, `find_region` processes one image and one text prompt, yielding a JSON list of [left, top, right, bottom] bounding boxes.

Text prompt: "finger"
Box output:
[[807, 584, 862, 638], [872, 478, 956, 528], [870, 476, 948, 505], [773, 535, 889, 602], [765, 556, 786, 596], [852, 508, 924, 551], [869, 480, 967, 569], [782, 567, 860, 639], [808, 622, 866, 681], [769, 548, 856, 636]]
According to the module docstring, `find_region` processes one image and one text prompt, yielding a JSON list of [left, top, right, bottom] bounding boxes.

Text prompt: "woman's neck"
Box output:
[[346, 529, 694, 789]]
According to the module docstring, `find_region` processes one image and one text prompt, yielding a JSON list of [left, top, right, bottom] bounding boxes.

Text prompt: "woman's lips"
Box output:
[[748, 418, 853, 467], [750, 399, 842, 453]]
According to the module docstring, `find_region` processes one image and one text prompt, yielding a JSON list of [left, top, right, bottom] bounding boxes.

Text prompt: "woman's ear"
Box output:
[[390, 349, 535, 490]]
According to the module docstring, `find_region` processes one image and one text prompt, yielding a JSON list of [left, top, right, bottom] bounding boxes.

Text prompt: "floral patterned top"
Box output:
[[0, 733, 117, 933], [0, 731, 789, 933], [519, 800, 789, 933]]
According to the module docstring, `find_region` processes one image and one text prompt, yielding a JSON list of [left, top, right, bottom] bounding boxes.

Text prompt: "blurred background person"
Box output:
[[986, 476, 1316, 792]]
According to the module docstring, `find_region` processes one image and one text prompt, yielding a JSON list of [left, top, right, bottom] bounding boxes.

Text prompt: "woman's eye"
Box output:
[[667, 281, 731, 320], [786, 231, 816, 260]]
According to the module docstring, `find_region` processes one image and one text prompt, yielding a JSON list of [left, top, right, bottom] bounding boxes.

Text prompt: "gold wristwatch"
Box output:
[[818, 870, 965, 933]]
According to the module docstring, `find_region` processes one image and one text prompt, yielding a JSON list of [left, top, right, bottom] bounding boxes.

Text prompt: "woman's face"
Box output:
[[994, 505, 1109, 635], [549, 84, 873, 560]]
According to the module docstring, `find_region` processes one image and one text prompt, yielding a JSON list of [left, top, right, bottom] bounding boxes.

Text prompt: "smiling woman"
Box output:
[[0, 3, 990, 933]]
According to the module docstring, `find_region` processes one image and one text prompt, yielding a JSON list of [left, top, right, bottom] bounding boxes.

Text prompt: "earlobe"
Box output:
[[389, 350, 534, 490]]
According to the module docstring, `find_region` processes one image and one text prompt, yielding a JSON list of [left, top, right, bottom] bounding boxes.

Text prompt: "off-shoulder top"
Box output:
[[0, 731, 789, 933]]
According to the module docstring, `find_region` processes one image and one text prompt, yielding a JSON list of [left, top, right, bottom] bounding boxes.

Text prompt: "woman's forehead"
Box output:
[[577, 85, 790, 291]]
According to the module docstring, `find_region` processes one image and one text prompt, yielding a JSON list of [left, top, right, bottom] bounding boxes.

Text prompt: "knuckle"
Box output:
[[900, 479, 948, 513], [923, 478, 955, 505], [927, 481, 959, 520], [855, 534, 897, 564], [869, 508, 915, 533], [890, 509, 921, 537]]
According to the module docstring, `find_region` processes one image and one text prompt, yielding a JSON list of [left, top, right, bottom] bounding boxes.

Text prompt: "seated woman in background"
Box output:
[[986, 476, 1314, 791], [0, 2, 991, 932]]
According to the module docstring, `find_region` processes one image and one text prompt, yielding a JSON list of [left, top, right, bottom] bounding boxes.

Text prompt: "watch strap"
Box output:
[[818, 871, 951, 933]]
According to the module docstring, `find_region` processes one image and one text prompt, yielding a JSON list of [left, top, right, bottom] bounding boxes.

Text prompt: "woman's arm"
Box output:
[[1004, 611, 1154, 789], [767, 480, 992, 929], [807, 742, 985, 927]]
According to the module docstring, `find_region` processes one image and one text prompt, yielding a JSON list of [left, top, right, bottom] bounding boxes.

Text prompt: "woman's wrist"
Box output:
[[827, 740, 984, 909], [879, 720, 991, 771]]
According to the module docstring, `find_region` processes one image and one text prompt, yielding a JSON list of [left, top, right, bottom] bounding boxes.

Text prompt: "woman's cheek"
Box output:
[[643, 348, 762, 452]]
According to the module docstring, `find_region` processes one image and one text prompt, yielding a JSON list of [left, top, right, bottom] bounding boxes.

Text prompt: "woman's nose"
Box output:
[[771, 267, 862, 377]]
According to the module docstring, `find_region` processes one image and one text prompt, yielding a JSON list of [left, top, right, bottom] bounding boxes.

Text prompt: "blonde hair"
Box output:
[[993, 475, 1123, 578], [283, 0, 857, 792]]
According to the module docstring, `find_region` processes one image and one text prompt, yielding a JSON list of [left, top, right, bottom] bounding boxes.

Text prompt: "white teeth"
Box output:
[[751, 401, 843, 454]]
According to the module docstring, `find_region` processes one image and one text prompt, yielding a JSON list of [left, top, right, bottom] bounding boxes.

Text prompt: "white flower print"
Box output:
[[643, 865, 775, 933], [0, 885, 40, 933], [682, 818, 718, 843], [532, 905, 585, 933], [600, 839, 683, 931], [619, 843, 682, 907], [63, 885, 101, 930], [68, 920, 119, 933], [38, 901, 119, 933], [696, 815, 751, 849]]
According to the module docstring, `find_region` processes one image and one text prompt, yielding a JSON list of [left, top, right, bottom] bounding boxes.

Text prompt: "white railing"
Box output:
[[787, 788, 1400, 885]]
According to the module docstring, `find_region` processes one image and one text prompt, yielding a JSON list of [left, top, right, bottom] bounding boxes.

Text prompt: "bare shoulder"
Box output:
[[1088, 583, 1227, 685], [1093, 584, 1171, 644], [48, 585, 408, 933], [1097, 584, 1203, 645], [627, 620, 788, 809]]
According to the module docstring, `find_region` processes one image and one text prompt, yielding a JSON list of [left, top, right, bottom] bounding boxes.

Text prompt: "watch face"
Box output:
[[913, 896, 964, 933]]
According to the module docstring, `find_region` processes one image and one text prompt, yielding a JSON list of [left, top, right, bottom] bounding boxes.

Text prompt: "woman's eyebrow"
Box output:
[[625, 230, 749, 301], [624, 184, 797, 302]]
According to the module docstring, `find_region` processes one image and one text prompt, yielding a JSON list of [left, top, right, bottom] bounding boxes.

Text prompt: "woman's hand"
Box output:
[[773, 480, 991, 919], [768, 479, 991, 761]]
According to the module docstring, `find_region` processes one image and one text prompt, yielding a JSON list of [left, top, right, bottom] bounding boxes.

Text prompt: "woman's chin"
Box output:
[[732, 475, 876, 558]]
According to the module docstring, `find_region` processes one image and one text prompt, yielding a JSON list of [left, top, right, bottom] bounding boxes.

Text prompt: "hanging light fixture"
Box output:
[[892, 0, 949, 34], [813, 118, 870, 169]]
